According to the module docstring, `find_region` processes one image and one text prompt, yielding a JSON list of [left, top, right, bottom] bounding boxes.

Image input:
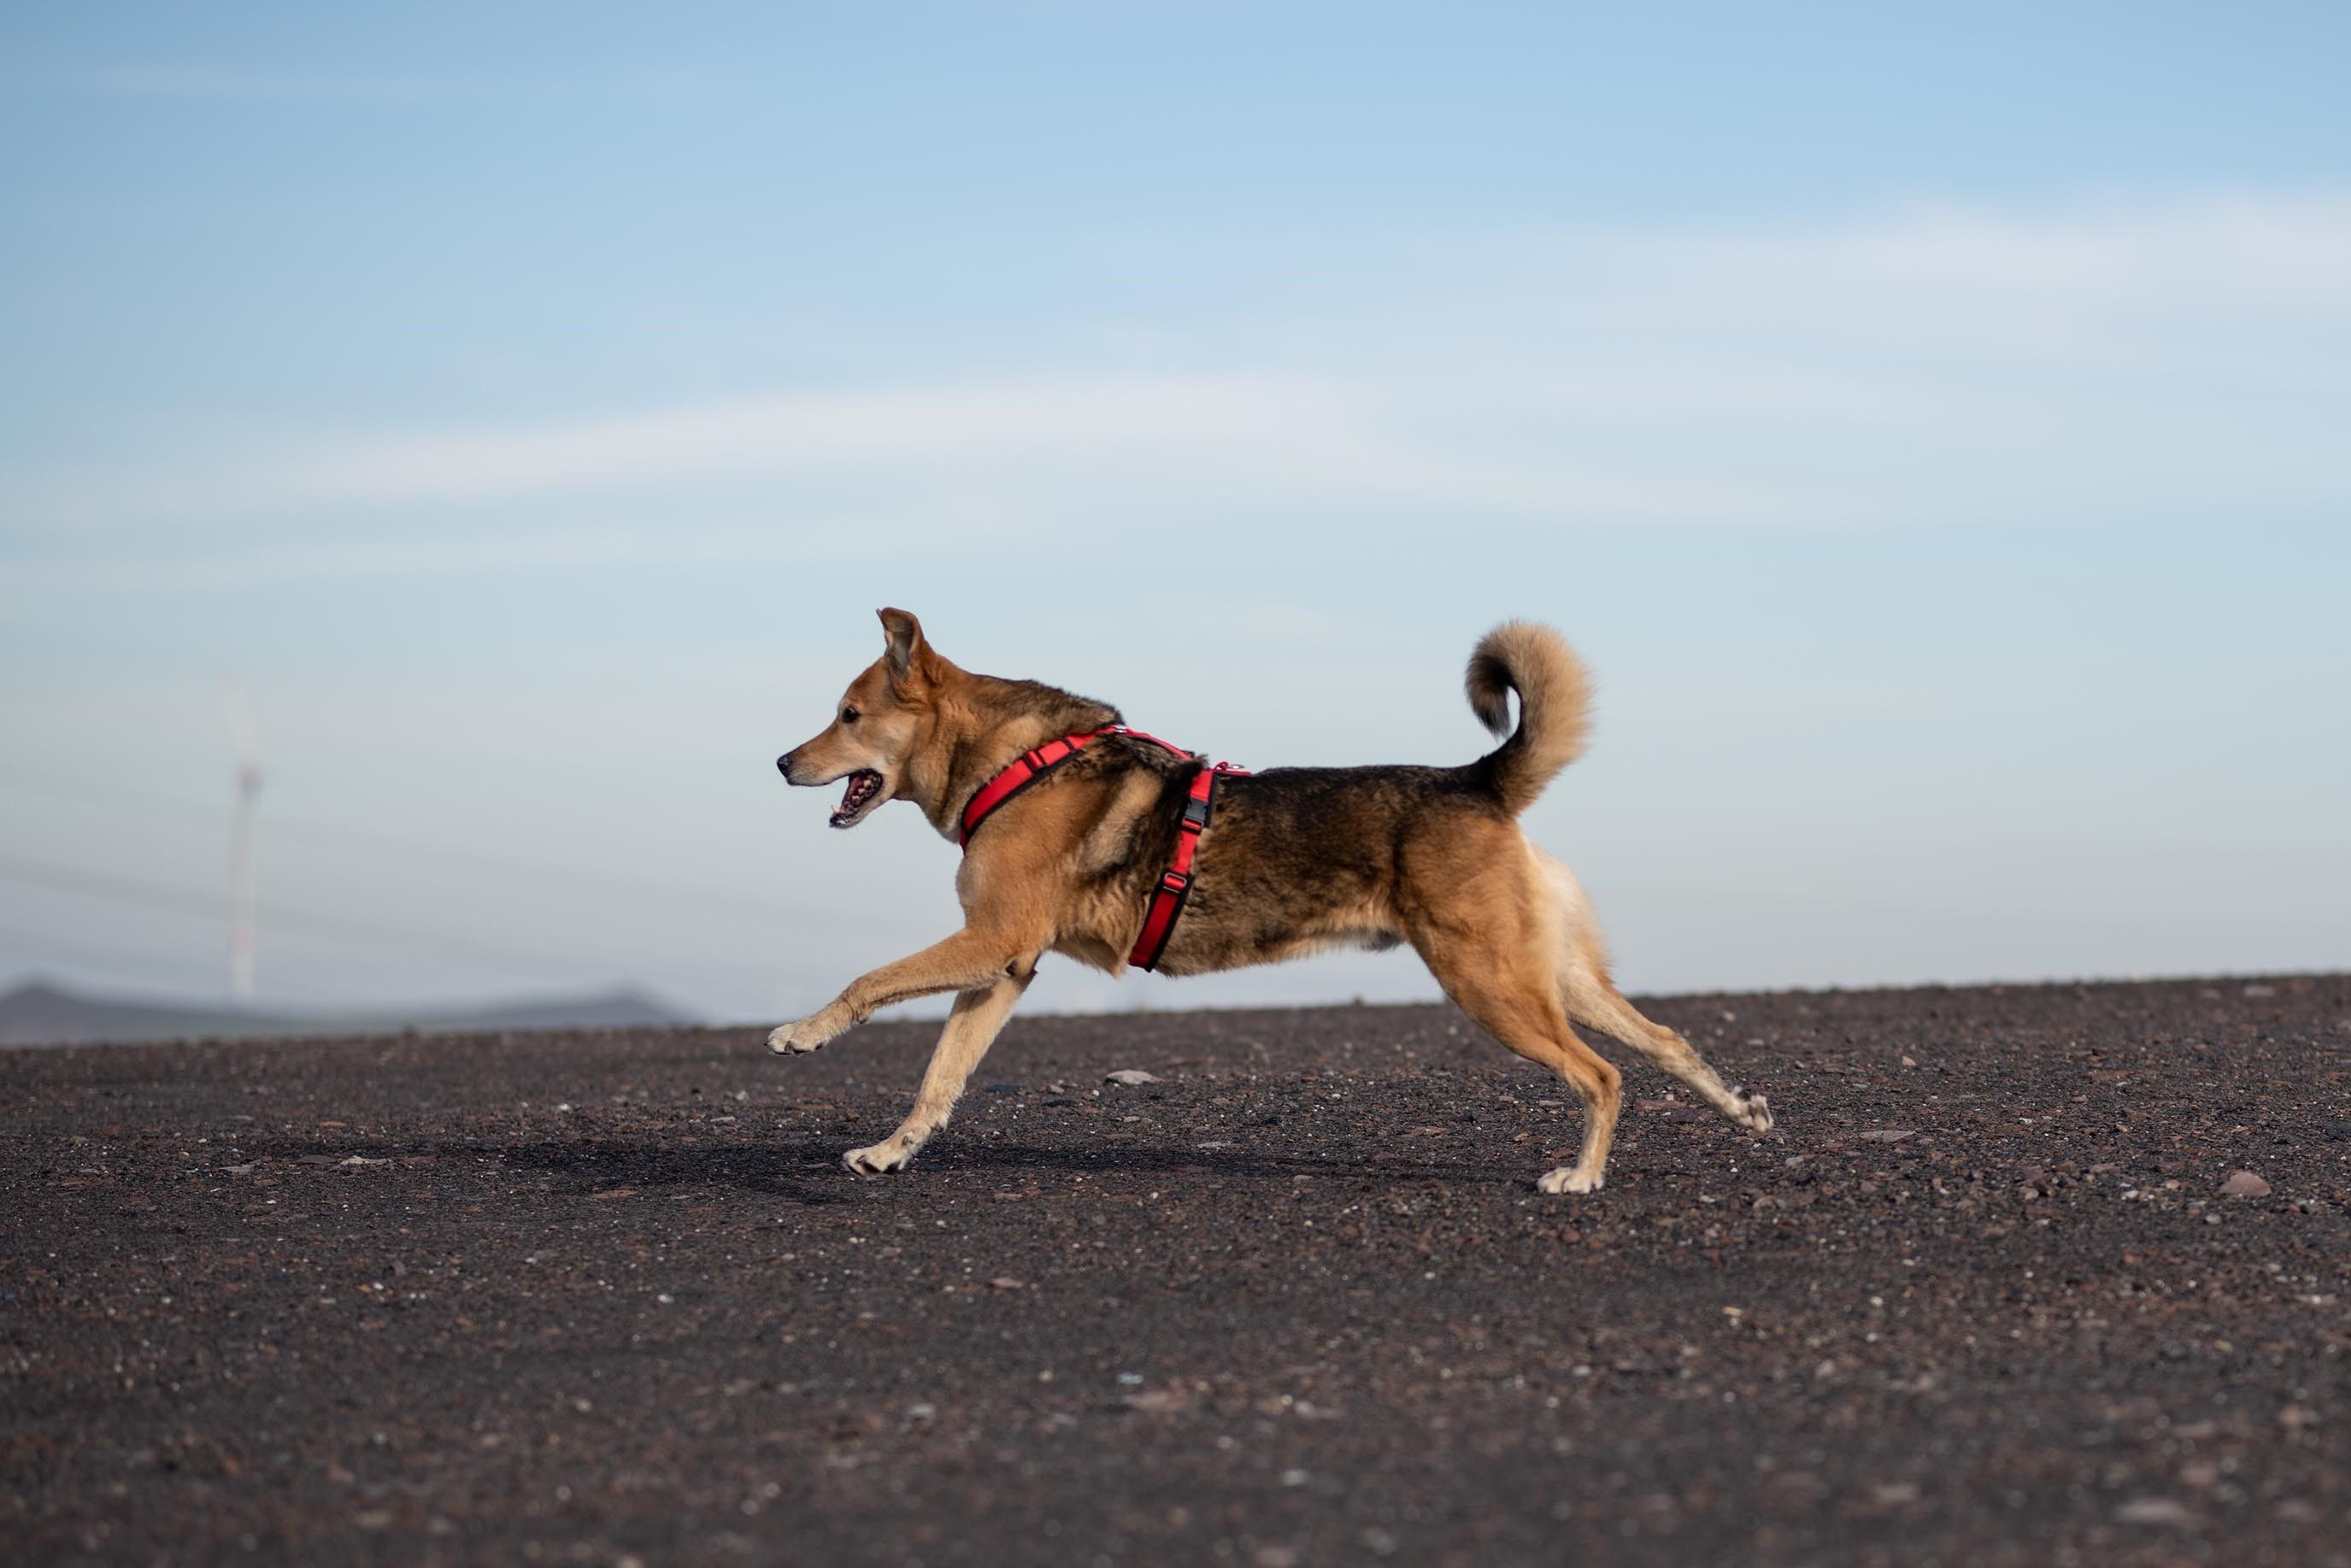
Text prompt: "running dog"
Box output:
[[771, 609, 1773, 1192]]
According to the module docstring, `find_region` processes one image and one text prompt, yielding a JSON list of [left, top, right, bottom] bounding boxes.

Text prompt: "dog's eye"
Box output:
[[841, 706, 860, 725]]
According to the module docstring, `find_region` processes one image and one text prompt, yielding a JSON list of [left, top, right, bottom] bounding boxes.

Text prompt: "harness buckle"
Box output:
[[1161, 869, 1190, 895]]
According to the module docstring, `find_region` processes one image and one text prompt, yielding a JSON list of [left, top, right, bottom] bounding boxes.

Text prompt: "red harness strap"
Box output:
[[956, 724, 1247, 972], [959, 725, 1195, 847], [1128, 760, 1249, 972], [959, 726, 1110, 846]]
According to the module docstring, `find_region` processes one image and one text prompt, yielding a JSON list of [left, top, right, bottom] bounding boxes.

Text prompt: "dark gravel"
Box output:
[[6, 975, 2348, 1566]]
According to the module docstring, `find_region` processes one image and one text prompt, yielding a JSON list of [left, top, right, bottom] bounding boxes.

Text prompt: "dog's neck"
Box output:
[[902, 671, 1120, 842]]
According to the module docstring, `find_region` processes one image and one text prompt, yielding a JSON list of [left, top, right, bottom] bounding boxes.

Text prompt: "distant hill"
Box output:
[[0, 978, 699, 1047]]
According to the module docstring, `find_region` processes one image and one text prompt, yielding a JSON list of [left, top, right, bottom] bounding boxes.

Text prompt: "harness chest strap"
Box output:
[[954, 724, 1247, 971], [957, 724, 1195, 846], [957, 727, 1108, 847]]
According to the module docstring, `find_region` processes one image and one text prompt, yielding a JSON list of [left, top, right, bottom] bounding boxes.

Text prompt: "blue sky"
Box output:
[[3, 3, 2347, 1023]]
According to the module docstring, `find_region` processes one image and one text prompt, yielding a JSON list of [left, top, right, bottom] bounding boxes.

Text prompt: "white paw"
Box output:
[[767, 1019, 827, 1055], [844, 1140, 913, 1176], [1732, 1090, 1775, 1135], [1537, 1166, 1604, 1195]]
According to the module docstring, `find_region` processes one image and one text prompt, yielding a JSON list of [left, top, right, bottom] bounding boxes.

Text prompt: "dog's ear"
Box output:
[[877, 608, 926, 681]]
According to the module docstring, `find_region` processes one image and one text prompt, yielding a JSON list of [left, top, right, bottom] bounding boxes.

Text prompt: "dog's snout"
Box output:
[[775, 752, 794, 781]]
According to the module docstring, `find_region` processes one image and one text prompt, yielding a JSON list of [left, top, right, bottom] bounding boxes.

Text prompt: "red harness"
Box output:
[[958, 725, 1249, 971]]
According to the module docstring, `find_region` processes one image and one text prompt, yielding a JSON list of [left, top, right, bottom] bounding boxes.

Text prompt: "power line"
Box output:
[[0, 918, 220, 989], [0, 850, 629, 975], [0, 763, 795, 922]]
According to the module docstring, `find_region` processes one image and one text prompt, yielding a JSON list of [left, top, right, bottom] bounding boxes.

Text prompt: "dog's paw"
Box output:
[[767, 1019, 829, 1055], [1537, 1165, 1605, 1195], [843, 1139, 913, 1177], [1731, 1090, 1774, 1136]]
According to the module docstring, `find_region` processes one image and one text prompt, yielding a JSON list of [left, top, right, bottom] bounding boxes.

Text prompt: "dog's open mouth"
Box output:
[[830, 770, 885, 828]]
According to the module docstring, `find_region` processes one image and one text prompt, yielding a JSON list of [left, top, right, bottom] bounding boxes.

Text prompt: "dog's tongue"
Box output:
[[838, 774, 863, 813]]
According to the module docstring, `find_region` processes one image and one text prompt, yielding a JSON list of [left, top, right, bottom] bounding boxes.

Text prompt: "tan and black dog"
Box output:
[[773, 608, 1772, 1192]]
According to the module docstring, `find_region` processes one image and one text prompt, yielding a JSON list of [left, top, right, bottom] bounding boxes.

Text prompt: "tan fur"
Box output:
[[772, 608, 1772, 1191], [1466, 620, 1592, 816]]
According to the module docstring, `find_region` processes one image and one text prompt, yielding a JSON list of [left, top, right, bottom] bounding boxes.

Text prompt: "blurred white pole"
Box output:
[[225, 684, 263, 1003]]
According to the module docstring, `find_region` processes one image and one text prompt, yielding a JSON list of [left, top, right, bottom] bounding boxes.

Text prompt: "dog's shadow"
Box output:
[[499, 1134, 1508, 1195], [244, 1135, 851, 1206], [248, 1132, 1505, 1204], [900, 1138, 1502, 1185]]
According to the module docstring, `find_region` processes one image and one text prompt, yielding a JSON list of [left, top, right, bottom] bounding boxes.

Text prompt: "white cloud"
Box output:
[[15, 190, 2350, 571], [311, 374, 1343, 503]]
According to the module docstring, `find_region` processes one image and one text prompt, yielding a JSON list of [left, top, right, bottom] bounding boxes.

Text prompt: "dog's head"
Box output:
[[776, 608, 939, 829]]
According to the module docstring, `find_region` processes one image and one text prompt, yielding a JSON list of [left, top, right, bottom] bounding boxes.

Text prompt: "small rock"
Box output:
[[2241, 983, 2276, 998], [2114, 1496, 2194, 1525], [1859, 1129, 1914, 1143], [2219, 1170, 2272, 1198], [1104, 1069, 1161, 1086], [988, 1277, 1025, 1291]]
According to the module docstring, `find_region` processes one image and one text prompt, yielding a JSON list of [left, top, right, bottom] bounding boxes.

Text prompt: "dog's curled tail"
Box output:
[[1466, 620, 1592, 817]]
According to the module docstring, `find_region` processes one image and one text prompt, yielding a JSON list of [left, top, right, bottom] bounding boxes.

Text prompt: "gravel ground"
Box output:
[[5, 974, 2348, 1567]]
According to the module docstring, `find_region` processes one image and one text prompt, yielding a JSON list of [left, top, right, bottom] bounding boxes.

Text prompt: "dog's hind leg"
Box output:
[[1413, 923, 1623, 1194], [1565, 976, 1773, 1136], [1570, 972, 1767, 1133], [1533, 850, 1774, 1136], [843, 969, 1035, 1176]]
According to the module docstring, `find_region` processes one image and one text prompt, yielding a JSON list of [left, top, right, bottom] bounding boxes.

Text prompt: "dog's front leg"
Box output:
[[767, 925, 1035, 1055], [843, 970, 1035, 1175]]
